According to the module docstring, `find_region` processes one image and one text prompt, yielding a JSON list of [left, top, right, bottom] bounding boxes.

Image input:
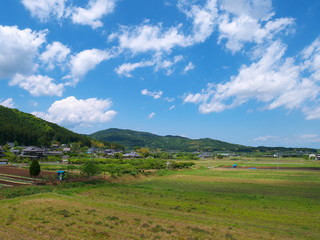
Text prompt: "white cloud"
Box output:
[[115, 60, 154, 77], [219, 0, 274, 21], [109, 23, 188, 54], [67, 48, 114, 85], [21, 0, 67, 22], [115, 54, 183, 77], [254, 135, 280, 142], [148, 112, 155, 119], [254, 134, 320, 144], [164, 97, 175, 102], [178, 0, 218, 43], [217, 0, 294, 53], [110, 0, 218, 54], [155, 55, 183, 75], [0, 25, 46, 78], [301, 36, 320, 81], [71, 0, 116, 29], [141, 89, 163, 99], [303, 107, 320, 120], [183, 39, 320, 118], [33, 96, 117, 128], [40, 41, 70, 70], [168, 105, 176, 110], [0, 98, 15, 108], [183, 62, 195, 74], [10, 74, 64, 97]]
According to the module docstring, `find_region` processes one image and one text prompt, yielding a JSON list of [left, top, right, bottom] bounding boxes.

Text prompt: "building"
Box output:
[[21, 147, 45, 159], [0, 146, 5, 158]]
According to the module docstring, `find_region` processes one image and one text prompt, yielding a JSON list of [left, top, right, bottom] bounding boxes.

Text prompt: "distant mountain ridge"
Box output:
[[89, 128, 249, 151], [90, 128, 318, 153]]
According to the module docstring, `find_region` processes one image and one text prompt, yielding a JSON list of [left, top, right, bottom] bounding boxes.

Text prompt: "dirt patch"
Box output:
[[0, 166, 56, 178]]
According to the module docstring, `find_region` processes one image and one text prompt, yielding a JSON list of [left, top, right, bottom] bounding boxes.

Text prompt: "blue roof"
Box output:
[[57, 170, 66, 173]]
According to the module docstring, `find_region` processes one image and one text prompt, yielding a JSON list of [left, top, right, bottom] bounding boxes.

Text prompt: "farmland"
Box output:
[[0, 158, 319, 239]]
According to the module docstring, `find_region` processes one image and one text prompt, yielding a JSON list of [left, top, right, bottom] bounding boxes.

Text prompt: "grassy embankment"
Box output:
[[0, 158, 319, 239]]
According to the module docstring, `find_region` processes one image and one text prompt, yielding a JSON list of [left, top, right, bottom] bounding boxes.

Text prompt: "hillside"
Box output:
[[0, 106, 91, 147], [90, 128, 248, 151]]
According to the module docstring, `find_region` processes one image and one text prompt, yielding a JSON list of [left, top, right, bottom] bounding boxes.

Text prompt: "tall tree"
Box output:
[[29, 159, 41, 178]]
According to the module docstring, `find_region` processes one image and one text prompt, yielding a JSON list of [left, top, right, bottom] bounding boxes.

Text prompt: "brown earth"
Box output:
[[0, 166, 56, 178]]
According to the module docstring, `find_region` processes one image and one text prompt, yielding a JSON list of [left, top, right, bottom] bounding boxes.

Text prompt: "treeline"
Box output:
[[73, 158, 195, 177], [0, 106, 91, 147]]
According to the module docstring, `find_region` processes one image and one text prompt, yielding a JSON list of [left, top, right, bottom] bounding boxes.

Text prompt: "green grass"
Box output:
[[195, 157, 320, 168], [0, 164, 319, 239]]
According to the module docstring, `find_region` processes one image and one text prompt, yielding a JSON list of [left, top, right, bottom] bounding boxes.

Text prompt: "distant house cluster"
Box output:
[[0, 142, 143, 161]]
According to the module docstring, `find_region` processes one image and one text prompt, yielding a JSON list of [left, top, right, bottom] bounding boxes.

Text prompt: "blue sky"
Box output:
[[0, 0, 320, 148]]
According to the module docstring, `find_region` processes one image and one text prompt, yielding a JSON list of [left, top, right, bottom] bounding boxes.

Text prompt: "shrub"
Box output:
[[80, 161, 102, 177], [29, 159, 41, 178]]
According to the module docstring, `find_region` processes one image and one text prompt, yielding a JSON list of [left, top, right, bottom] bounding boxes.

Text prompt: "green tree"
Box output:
[[80, 161, 102, 177], [29, 159, 41, 178], [136, 148, 150, 158]]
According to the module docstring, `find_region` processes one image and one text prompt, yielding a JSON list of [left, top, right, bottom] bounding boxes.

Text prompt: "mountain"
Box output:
[[90, 128, 249, 152], [0, 106, 92, 147]]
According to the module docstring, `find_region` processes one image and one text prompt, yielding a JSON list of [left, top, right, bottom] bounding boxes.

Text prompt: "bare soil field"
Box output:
[[0, 166, 55, 178], [0, 166, 56, 187]]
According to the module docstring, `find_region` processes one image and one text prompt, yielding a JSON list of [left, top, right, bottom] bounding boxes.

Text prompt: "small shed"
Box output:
[[0, 159, 8, 165], [57, 170, 66, 180]]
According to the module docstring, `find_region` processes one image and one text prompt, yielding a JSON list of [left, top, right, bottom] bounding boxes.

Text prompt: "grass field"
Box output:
[[0, 159, 319, 239]]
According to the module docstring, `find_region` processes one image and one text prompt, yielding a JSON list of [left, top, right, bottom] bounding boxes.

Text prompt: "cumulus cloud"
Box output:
[[67, 48, 114, 85], [0, 25, 46, 78], [40, 41, 71, 70], [141, 89, 163, 99], [21, 0, 67, 22], [109, 23, 188, 54], [10, 74, 64, 97], [184, 38, 320, 119], [71, 0, 116, 29], [110, 0, 218, 54], [0, 98, 15, 108], [178, 0, 218, 43], [148, 112, 156, 119], [217, 0, 294, 53], [33, 96, 117, 127]]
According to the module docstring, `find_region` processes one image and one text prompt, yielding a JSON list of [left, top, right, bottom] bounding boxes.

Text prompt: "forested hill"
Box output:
[[0, 106, 91, 146], [90, 128, 249, 152]]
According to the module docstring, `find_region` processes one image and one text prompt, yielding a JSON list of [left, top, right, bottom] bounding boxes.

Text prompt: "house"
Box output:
[[198, 152, 211, 159], [45, 151, 63, 156], [21, 147, 45, 159], [123, 151, 141, 158], [10, 149, 20, 155], [317, 155, 320, 160], [0, 159, 8, 165], [63, 148, 71, 153], [104, 149, 115, 157], [0, 146, 5, 158]]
